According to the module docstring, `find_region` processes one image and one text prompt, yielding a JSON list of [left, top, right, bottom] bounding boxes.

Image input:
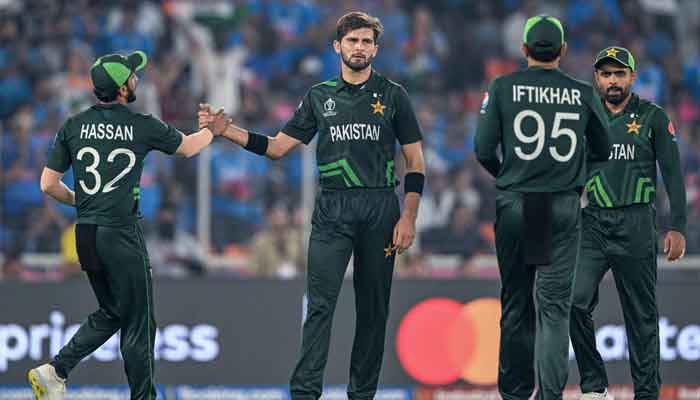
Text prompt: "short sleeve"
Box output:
[[46, 122, 72, 172], [393, 85, 423, 145], [143, 115, 183, 154], [282, 91, 318, 144]]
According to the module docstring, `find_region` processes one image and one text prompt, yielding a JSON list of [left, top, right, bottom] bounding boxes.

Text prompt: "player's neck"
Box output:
[[99, 97, 128, 106], [527, 59, 559, 69], [341, 64, 372, 85], [604, 94, 632, 114]]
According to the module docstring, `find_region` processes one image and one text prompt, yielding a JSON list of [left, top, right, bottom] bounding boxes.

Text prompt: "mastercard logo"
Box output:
[[396, 297, 501, 386]]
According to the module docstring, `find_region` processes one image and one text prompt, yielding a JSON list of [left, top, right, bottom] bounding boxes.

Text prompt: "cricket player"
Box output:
[[28, 51, 228, 400], [475, 16, 611, 400], [199, 11, 424, 400], [570, 47, 686, 400]]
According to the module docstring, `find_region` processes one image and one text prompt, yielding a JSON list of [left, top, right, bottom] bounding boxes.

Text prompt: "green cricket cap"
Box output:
[[594, 46, 636, 71], [523, 15, 565, 56], [90, 51, 148, 93]]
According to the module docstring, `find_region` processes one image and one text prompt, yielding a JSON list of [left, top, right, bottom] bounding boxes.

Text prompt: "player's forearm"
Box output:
[[221, 125, 292, 160], [474, 133, 501, 177], [42, 181, 75, 206], [660, 163, 687, 235], [222, 124, 250, 147], [475, 152, 501, 177], [178, 128, 214, 158], [401, 192, 421, 221]]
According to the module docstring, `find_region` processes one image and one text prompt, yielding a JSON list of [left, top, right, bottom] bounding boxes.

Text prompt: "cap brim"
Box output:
[[127, 51, 148, 72], [594, 56, 631, 70]]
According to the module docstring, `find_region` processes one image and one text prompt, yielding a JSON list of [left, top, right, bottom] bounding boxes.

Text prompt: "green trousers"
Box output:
[[495, 190, 581, 400], [290, 189, 400, 400], [570, 204, 660, 399], [52, 223, 157, 400]]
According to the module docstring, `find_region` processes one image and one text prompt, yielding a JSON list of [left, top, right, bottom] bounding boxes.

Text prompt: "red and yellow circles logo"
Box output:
[[396, 297, 501, 386]]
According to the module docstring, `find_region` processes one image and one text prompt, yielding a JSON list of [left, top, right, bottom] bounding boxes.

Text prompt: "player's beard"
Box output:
[[126, 85, 136, 103], [341, 50, 374, 72], [603, 84, 630, 105]]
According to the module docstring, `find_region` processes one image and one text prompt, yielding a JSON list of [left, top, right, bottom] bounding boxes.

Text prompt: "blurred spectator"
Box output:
[[3, 0, 700, 278], [146, 203, 206, 278], [415, 171, 455, 234], [421, 203, 486, 276], [248, 205, 304, 279], [59, 223, 81, 278]]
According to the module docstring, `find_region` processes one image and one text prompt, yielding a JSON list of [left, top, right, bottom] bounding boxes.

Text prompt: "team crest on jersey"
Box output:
[[480, 92, 489, 114], [668, 121, 675, 136], [323, 98, 337, 117]]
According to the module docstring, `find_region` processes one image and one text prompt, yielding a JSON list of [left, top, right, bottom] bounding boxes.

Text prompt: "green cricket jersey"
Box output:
[[475, 66, 610, 192], [47, 103, 183, 226], [282, 70, 422, 189], [586, 93, 687, 234]]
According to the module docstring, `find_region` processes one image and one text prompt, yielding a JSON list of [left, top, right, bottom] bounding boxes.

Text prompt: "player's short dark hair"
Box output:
[[335, 11, 383, 43], [94, 87, 118, 102], [526, 45, 562, 62]]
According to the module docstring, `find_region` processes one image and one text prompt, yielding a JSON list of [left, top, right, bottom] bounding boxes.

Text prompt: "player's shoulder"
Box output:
[[311, 78, 338, 92], [639, 96, 665, 114], [60, 107, 94, 134], [130, 111, 168, 128], [554, 70, 595, 92], [639, 97, 671, 127]]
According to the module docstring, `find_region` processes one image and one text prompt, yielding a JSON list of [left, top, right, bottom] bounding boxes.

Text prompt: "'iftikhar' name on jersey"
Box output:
[[80, 123, 134, 141], [513, 85, 582, 106], [330, 123, 381, 143], [609, 143, 635, 160]]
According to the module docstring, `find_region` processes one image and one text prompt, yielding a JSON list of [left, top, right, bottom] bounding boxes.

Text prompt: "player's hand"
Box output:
[[198, 103, 213, 130], [392, 215, 416, 254], [664, 230, 686, 262], [198, 103, 230, 136]]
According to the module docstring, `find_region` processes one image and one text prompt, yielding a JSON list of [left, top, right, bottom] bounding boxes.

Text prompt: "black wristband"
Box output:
[[244, 131, 269, 156], [404, 172, 425, 195]]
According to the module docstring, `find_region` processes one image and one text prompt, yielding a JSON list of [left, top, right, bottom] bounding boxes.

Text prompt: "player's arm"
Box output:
[[42, 123, 75, 206], [584, 90, 611, 161], [200, 94, 312, 159], [145, 111, 223, 158], [175, 107, 235, 158], [474, 80, 502, 177], [393, 85, 425, 253], [40, 167, 75, 206], [175, 128, 215, 158], [653, 109, 687, 261], [218, 124, 302, 160], [394, 142, 425, 253]]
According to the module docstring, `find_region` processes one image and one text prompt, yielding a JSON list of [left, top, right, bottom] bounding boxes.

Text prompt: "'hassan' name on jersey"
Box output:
[[80, 123, 134, 141], [513, 85, 582, 106], [330, 123, 381, 143]]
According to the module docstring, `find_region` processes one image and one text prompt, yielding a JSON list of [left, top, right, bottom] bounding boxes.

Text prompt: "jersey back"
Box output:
[[47, 104, 182, 226], [484, 67, 607, 192]]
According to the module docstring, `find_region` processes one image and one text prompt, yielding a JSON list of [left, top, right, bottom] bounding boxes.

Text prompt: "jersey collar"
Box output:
[[605, 93, 640, 117], [93, 103, 128, 111], [335, 69, 381, 93]]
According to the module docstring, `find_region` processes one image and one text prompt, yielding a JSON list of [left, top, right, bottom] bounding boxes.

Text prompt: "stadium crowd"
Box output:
[[2, 0, 700, 279]]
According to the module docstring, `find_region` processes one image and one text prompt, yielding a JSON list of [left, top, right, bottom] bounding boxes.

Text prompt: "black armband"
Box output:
[[404, 172, 425, 195], [244, 131, 269, 156]]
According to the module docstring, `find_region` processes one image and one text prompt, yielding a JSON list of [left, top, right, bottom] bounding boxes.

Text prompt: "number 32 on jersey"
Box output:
[[77, 147, 136, 195]]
